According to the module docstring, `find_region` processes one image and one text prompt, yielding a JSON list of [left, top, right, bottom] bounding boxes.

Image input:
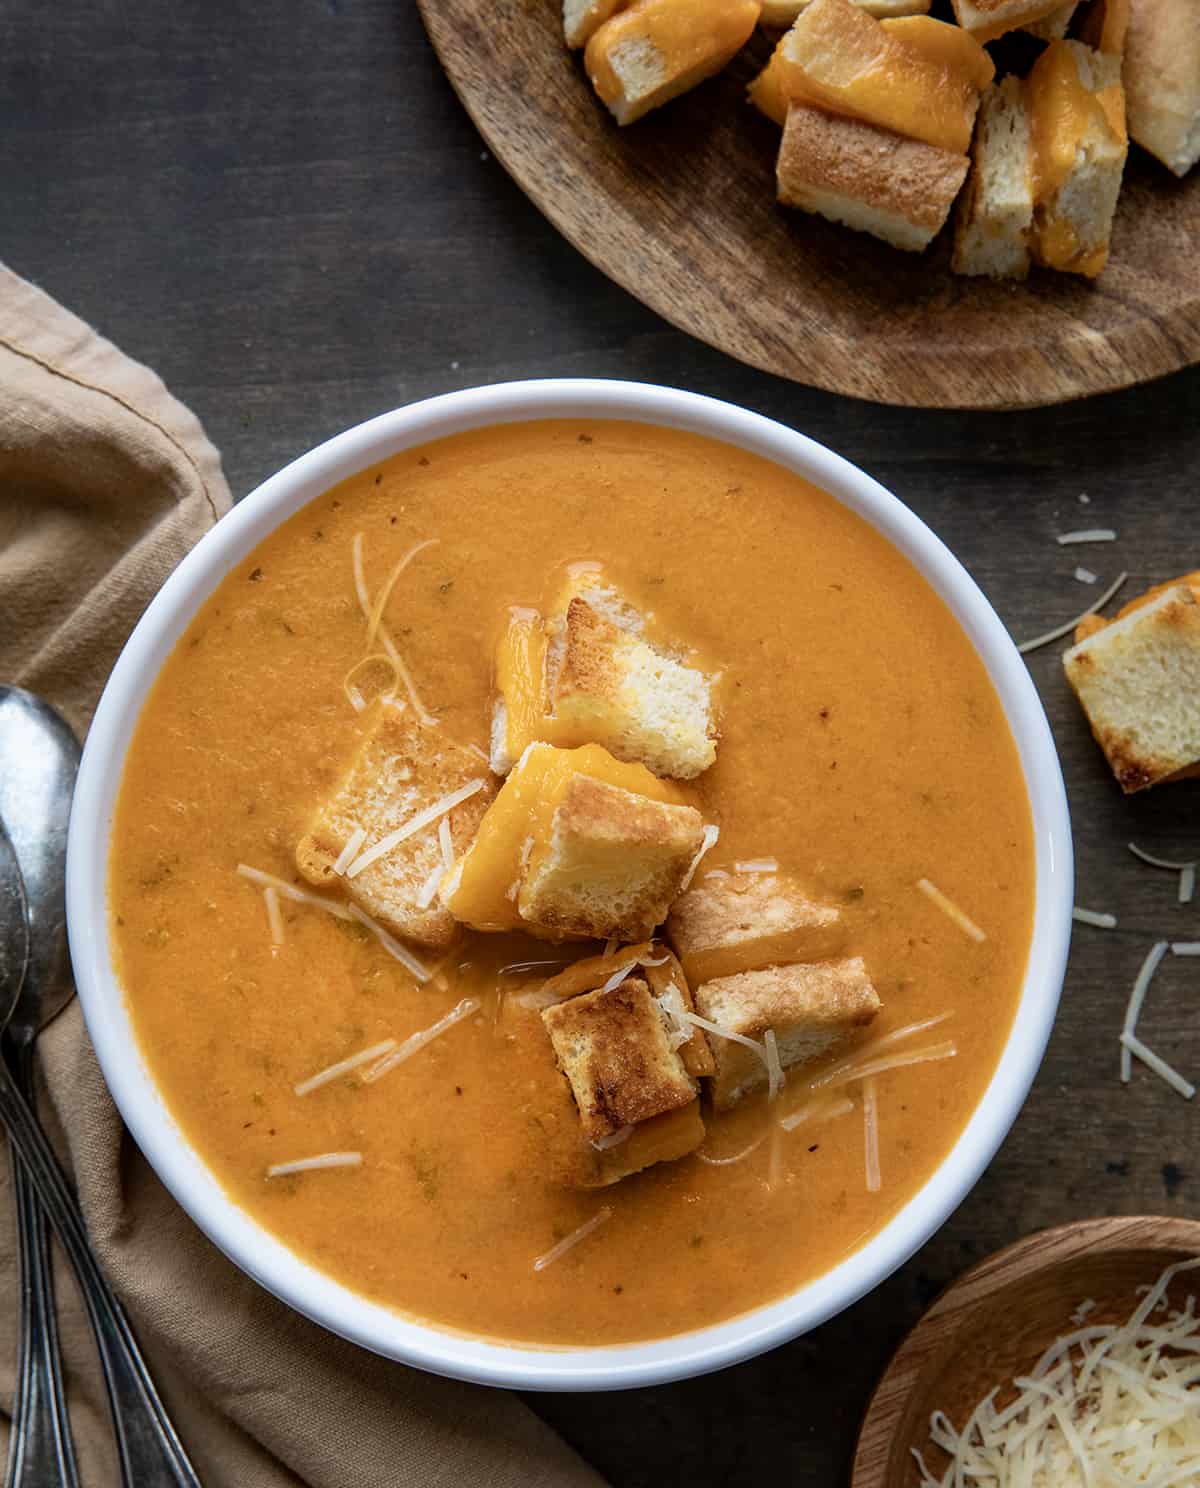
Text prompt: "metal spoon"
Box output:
[[0, 687, 204, 1488], [0, 688, 81, 1488]]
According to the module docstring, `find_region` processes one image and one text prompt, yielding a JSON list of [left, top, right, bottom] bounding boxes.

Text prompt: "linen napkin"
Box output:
[[0, 264, 605, 1488]]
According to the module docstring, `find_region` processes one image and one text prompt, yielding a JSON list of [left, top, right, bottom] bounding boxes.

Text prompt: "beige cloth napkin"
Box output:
[[0, 264, 605, 1488]]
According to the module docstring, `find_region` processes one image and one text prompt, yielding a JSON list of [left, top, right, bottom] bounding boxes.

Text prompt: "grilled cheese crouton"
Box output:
[[553, 599, 717, 780], [584, 0, 761, 126], [777, 103, 969, 252], [565, 0, 626, 49], [443, 742, 704, 941], [542, 976, 704, 1184], [1122, 0, 1200, 177], [539, 944, 716, 1077], [953, 77, 1035, 279], [490, 577, 717, 780], [667, 870, 845, 985], [1064, 581, 1200, 792], [695, 957, 881, 1109], [950, 0, 1068, 42], [1028, 40, 1127, 277], [296, 706, 494, 948], [775, 0, 993, 156], [522, 773, 705, 940]]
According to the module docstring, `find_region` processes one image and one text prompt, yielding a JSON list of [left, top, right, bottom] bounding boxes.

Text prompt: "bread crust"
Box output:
[[1123, 0, 1200, 176], [777, 102, 968, 250]]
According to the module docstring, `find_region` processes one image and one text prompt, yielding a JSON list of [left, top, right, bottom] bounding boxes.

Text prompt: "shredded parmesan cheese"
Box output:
[[1074, 566, 1098, 585], [673, 1008, 771, 1081], [1127, 842, 1198, 913], [654, 982, 693, 1051], [263, 886, 284, 946], [915, 1259, 1200, 1487], [862, 1075, 881, 1193], [415, 862, 445, 910], [438, 815, 454, 871], [695, 1133, 766, 1167], [779, 1095, 854, 1133], [602, 938, 618, 958], [498, 958, 568, 977], [236, 864, 353, 920], [734, 857, 779, 874], [1072, 906, 1117, 929], [350, 532, 438, 725], [1120, 1033, 1196, 1099], [294, 1039, 398, 1096], [346, 904, 432, 982], [591, 1126, 633, 1152], [1016, 571, 1128, 654], [812, 1040, 958, 1095], [533, 1207, 613, 1272], [267, 1152, 362, 1178], [599, 960, 640, 994], [679, 824, 720, 892], [332, 826, 367, 877], [360, 997, 481, 1083], [918, 878, 987, 942], [764, 1029, 784, 1101], [363, 538, 439, 653], [346, 779, 486, 879], [1056, 528, 1117, 544], [1172, 942, 1200, 957], [346, 684, 365, 712], [1121, 940, 1170, 1083]]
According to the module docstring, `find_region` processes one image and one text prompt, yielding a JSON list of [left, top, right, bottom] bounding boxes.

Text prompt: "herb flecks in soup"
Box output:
[[110, 421, 1033, 1346]]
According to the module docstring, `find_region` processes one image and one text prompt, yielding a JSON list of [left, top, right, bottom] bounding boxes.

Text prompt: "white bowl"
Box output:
[[67, 379, 1073, 1391]]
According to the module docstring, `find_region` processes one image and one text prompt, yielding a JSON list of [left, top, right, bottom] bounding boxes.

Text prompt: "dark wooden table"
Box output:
[[6, 2, 1198, 1483]]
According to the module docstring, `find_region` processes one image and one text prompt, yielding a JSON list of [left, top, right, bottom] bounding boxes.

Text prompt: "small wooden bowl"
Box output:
[[852, 1216, 1200, 1488]]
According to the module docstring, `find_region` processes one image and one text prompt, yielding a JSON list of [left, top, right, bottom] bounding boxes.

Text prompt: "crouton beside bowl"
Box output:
[[66, 379, 1072, 1389]]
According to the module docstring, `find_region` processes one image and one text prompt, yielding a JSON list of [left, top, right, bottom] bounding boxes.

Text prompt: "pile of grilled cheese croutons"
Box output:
[[296, 568, 882, 1187], [564, 0, 1199, 278]]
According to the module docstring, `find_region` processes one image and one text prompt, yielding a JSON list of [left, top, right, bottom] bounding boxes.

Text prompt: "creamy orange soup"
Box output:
[[110, 420, 1034, 1346]]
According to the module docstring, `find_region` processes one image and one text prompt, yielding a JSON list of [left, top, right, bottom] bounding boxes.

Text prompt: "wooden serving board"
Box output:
[[417, 2, 1200, 410]]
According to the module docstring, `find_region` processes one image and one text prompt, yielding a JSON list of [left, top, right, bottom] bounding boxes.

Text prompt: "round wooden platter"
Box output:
[[851, 1215, 1200, 1487], [417, 3, 1200, 409]]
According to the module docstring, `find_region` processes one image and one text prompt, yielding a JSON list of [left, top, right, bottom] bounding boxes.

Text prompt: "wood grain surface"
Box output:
[[1, 2, 1199, 1485], [417, 1, 1200, 411], [853, 1216, 1200, 1487]]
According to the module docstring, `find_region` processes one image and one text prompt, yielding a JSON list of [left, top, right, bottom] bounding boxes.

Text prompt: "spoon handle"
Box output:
[[0, 1062, 203, 1488], [5, 1141, 80, 1488]]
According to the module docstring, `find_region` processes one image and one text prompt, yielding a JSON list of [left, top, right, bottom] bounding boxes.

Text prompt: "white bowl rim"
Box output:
[[67, 377, 1073, 1391]]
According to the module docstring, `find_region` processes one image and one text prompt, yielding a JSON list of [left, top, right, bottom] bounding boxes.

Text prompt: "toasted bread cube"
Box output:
[[444, 742, 701, 941], [1028, 41, 1127, 277], [564, 0, 626, 48], [777, 103, 968, 253], [543, 976, 698, 1143], [953, 77, 1035, 280], [1063, 582, 1200, 792], [520, 773, 705, 941], [667, 870, 845, 985], [539, 943, 716, 1078], [573, 1101, 705, 1187], [1123, 0, 1200, 177], [295, 706, 493, 948], [696, 957, 881, 1110], [489, 576, 715, 780], [585, 0, 761, 126], [552, 599, 717, 780], [777, 0, 992, 155], [950, 0, 1069, 43]]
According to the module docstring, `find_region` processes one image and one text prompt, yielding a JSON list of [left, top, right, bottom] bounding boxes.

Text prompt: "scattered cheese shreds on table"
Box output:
[[1056, 528, 1117, 544], [1016, 571, 1127, 655], [914, 1258, 1200, 1487]]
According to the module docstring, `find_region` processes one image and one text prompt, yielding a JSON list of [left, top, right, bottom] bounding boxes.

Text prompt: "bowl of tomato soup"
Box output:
[[67, 380, 1072, 1389]]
